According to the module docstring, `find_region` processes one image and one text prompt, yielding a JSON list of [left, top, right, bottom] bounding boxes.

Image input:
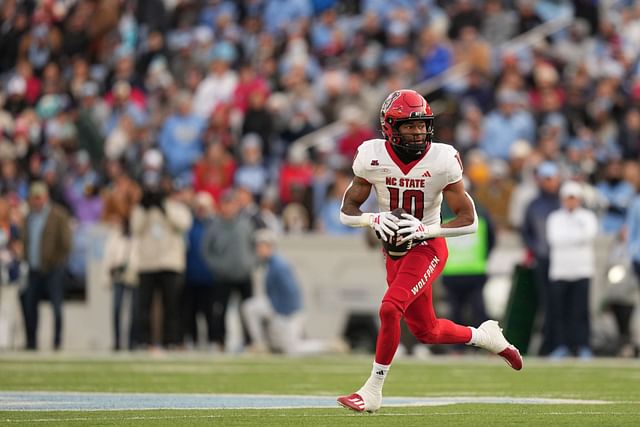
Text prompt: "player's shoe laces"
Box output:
[[337, 387, 382, 413], [477, 320, 523, 371]]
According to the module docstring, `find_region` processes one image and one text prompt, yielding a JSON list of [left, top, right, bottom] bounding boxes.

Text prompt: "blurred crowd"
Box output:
[[0, 0, 639, 355]]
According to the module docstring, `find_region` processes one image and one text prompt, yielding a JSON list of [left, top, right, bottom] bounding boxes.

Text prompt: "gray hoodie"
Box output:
[[201, 215, 255, 281]]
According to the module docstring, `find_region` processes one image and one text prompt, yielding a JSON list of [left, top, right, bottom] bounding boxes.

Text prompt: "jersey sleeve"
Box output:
[[352, 145, 368, 181], [446, 148, 464, 185]]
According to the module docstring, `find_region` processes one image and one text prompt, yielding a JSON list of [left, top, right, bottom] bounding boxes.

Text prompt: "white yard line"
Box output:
[[3, 411, 637, 424], [0, 392, 619, 412]]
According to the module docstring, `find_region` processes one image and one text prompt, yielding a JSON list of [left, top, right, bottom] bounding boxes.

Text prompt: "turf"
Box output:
[[1, 354, 638, 426]]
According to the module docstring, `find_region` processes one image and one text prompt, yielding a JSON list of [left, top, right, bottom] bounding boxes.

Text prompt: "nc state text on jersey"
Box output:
[[385, 177, 426, 188]]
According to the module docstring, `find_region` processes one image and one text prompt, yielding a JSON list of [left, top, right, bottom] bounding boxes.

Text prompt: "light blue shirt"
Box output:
[[27, 205, 50, 270], [480, 110, 536, 160], [626, 195, 640, 263], [597, 180, 636, 235]]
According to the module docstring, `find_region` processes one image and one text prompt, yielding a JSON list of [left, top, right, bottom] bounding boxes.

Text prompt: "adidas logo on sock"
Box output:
[[375, 370, 385, 376]]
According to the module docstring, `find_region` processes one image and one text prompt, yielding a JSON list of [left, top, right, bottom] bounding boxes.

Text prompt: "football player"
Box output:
[[337, 90, 523, 413]]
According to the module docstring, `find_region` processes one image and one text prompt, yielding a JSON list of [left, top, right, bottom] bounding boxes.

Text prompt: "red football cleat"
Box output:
[[498, 345, 523, 371], [337, 388, 382, 412], [477, 320, 524, 371], [337, 393, 367, 412]]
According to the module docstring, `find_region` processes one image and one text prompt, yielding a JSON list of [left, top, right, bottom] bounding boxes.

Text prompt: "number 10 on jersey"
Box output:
[[388, 187, 424, 220]]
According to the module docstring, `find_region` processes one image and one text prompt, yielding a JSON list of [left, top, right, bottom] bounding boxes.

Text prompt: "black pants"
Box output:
[[182, 285, 215, 344], [112, 282, 140, 351], [138, 271, 183, 348], [442, 274, 488, 328], [212, 277, 253, 347], [533, 257, 553, 355], [24, 267, 66, 350], [548, 278, 590, 351]]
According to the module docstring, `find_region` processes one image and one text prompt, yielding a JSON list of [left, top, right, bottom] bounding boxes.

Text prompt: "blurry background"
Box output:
[[0, 0, 638, 359]]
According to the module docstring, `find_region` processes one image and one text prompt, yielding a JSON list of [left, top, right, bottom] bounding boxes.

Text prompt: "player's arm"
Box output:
[[340, 176, 372, 222], [340, 176, 398, 240], [397, 180, 477, 243], [441, 179, 477, 233]]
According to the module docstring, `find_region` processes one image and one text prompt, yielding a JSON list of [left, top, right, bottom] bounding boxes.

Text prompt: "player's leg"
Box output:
[[404, 244, 523, 370], [338, 239, 446, 412], [403, 240, 472, 346]]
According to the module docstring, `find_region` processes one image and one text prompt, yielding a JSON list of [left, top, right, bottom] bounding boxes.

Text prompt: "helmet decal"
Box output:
[[380, 91, 402, 116]]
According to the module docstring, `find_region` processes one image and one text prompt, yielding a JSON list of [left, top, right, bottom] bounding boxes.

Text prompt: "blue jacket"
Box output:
[[265, 254, 302, 316], [186, 217, 215, 286], [522, 191, 560, 258]]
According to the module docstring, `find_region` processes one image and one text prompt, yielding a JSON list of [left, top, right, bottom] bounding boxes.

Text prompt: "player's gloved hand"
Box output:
[[369, 212, 399, 242], [396, 213, 437, 244]]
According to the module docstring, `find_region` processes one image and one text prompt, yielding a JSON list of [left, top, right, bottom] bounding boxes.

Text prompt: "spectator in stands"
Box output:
[[183, 192, 216, 349], [158, 90, 205, 182], [234, 134, 270, 201], [104, 80, 146, 136], [417, 27, 452, 81], [241, 88, 277, 162], [236, 185, 267, 231], [192, 42, 238, 119], [474, 158, 516, 232], [279, 146, 314, 208], [514, 0, 543, 35], [522, 161, 561, 355], [193, 141, 236, 204], [336, 106, 376, 165], [4, 74, 28, 117], [480, 89, 536, 161], [102, 190, 139, 351], [481, 0, 517, 45], [63, 150, 102, 225], [452, 25, 492, 76], [263, 0, 312, 37], [22, 181, 72, 350], [201, 188, 256, 351], [202, 102, 235, 149], [597, 157, 636, 235], [0, 195, 22, 286], [317, 168, 359, 235], [0, 158, 29, 201], [618, 107, 640, 161], [0, 3, 29, 74], [546, 181, 598, 359], [131, 173, 192, 350]]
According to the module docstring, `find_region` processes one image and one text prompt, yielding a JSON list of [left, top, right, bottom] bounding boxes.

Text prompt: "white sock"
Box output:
[[360, 362, 390, 392], [467, 326, 481, 347]]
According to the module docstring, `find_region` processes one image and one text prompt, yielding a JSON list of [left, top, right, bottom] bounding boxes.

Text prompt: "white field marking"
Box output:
[[3, 412, 638, 424], [0, 392, 621, 411]]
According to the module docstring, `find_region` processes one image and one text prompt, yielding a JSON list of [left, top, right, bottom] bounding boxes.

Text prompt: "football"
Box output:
[[382, 208, 412, 260]]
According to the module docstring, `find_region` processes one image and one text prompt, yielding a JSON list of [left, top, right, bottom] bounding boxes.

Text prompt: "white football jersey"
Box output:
[[353, 139, 463, 226]]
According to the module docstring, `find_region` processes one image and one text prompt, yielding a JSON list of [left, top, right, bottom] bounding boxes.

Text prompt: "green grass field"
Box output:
[[1, 353, 639, 426]]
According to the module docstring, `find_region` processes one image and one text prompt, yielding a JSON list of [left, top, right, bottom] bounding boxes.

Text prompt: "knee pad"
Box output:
[[379, 301, 402, 324]]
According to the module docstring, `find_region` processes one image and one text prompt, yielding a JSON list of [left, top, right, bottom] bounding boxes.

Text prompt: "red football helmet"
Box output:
[[380, 90, 434, 155]]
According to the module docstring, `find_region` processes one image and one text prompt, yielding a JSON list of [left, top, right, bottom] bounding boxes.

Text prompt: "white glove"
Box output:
[[369, 212, 399, 242], [396, 213, 438, 244]]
